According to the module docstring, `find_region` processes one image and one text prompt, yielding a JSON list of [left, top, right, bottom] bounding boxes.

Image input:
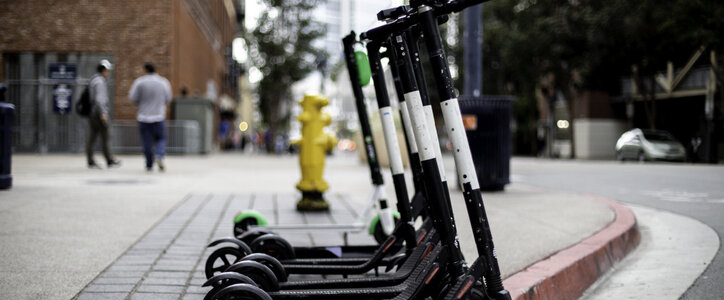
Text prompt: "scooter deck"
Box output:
[[283, 191, 427, 262], [215, 245, 445, 300], [281, 219, 432, 275], [279, 228, 438, 290]]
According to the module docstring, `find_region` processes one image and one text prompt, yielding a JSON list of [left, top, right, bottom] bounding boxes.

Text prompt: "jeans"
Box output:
[[138, 121, 166, 169]]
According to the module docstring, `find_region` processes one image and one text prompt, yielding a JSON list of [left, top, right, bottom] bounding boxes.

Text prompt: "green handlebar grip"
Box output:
[[355, 51, 372, 87]]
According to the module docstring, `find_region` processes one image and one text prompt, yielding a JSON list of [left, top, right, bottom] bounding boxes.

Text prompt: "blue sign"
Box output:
[[49, 63, 77, 81], [53, 84, 73, 114]]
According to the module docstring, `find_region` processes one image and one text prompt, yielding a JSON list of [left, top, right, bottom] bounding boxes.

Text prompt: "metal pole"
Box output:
[[463, 3, 483, 98]]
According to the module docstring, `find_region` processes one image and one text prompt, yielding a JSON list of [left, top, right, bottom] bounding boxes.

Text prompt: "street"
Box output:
[[510, 157, 724, 299]]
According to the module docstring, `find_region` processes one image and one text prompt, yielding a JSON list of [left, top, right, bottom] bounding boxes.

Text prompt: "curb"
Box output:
[[502, 194, 640, 300]]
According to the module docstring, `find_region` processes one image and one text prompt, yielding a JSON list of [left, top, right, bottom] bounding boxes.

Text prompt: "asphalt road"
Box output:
[[509, 157, 724, 299]]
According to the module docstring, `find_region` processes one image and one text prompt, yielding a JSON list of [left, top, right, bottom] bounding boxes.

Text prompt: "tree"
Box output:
[[481, 0, 724, 156], [483, 0, 588, 157], [247, 0, 326, 152]]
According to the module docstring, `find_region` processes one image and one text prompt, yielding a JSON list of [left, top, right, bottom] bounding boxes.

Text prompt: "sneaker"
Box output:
[[155, 158, 165, 172], [88, 163, 102, 169], [107, 160, 122, 168]]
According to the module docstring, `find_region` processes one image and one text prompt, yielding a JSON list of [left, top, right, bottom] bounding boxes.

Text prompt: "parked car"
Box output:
[[615, 128, 686, 162]]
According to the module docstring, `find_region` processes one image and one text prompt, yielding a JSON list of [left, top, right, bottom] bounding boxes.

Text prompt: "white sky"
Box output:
[[234, 0, 403, 67]]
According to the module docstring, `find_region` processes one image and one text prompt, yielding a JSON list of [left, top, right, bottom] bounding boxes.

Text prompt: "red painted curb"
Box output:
[[502, 194, 640, 300]]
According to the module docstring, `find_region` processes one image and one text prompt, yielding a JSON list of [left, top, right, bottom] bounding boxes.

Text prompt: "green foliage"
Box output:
[[483, 0, 724, 96], [248, 0, 327, 139]]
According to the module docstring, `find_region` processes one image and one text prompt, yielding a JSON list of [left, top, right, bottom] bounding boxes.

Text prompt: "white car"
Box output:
[[615, 128, 686, 162]]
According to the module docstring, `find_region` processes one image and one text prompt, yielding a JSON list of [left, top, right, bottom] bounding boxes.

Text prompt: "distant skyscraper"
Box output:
[[318, 0, 403, 67]]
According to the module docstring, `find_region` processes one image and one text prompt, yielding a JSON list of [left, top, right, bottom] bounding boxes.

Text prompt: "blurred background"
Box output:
[[1, 0, 723, 163]]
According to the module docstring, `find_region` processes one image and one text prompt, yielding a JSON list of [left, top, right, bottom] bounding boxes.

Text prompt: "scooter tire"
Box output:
[[226, 260, 280, 292], [205, 247, 247, 279], [203, 273, 257, 299], [249, 234, 296, 260], [207, 283, 272, 300], [241, 253, 288, 282], [237, 229, 275, 245]]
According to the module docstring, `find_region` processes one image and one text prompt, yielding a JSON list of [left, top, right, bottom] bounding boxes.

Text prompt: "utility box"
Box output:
[[173, 97, 214, 154], [0, 102, 14, 189], [458, 96, 514, 191]]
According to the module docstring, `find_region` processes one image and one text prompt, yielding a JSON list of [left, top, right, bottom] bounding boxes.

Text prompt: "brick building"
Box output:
[[0, 0, 243, 152]]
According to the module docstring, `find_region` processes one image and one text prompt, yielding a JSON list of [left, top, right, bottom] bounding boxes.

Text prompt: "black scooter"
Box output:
[[199, 31, 439, 297], [205, 0, 509, 298]]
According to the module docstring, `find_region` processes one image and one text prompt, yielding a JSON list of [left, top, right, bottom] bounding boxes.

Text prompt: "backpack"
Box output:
[[75, 85, 92, 117]]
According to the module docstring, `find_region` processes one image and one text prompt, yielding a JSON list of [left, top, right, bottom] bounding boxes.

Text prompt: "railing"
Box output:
[[110, 120, 201, 154]]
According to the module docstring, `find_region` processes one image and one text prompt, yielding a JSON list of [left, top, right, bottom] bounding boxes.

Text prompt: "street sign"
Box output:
[[52, 84, 73, 114], [49, 63, 77, 114], [49, 63, 77, 81]]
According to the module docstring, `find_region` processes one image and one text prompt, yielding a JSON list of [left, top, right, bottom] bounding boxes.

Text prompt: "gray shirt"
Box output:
[[129, 73, 172, 123], [89, 74, 109, 116]]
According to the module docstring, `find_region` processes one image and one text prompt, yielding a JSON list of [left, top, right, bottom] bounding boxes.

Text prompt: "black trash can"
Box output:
[[0, 102, 14, 189], [458, 96, 514, 191]]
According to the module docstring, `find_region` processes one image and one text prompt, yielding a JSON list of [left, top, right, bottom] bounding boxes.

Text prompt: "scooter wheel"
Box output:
[[249, 234, 296, 260], [371, 214, 401, 244], [233, 210, 268, 235], [205, 247, 247, 279], [226, 260, 280, 292], [207, 238, 253, 254], [203, 273, 258, 299], [237, 229, 275, 245], [207, 283, 272, 300], [241, 253, 287, 282]]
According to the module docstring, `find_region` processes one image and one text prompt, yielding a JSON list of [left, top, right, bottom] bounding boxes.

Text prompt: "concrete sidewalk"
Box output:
[[0, 153, 631, 299]]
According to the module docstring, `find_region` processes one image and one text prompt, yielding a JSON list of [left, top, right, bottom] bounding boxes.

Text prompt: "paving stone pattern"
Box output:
[[75, 193, 374, 299]]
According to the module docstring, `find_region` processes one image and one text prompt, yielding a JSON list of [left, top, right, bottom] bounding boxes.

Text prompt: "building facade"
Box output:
[[0, 0, 242, 152]]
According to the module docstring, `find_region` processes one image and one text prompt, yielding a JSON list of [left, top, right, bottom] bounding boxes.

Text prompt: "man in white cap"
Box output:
[[86, 59, 121, 169]]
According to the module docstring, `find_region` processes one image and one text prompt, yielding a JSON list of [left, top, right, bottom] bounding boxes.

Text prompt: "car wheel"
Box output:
[[638, 151, 646, 162]]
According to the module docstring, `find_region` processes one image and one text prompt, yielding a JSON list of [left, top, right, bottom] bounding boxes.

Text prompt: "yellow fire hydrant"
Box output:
[[293, 95, 337, 211]]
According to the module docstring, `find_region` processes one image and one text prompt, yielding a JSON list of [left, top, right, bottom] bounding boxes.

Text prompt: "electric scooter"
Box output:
[[203, 19, 449, 297], [404, 2, 508, 297], [200, 31, 439, 295], [205, 1, 509, 298]]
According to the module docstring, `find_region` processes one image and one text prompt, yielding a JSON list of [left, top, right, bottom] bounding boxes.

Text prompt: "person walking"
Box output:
[[86, 59, 121, 169], [129, 62, 172, 172]]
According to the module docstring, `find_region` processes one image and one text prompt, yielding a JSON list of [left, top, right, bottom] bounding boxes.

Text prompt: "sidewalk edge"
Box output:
[[502, 194, 640, 300]]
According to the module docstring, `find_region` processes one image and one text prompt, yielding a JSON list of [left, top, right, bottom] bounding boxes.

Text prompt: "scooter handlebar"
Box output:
[[409, 0, 488, 14], [444, 0, 488, 13], [361, 17, 411, 42], [377, 5, 412, 22], [364, 0, 488, 42]]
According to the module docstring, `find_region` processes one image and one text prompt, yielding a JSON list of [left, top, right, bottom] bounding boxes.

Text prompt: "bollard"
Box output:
[[0, 102, 14, 189], [293, 95, 337, 211]]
